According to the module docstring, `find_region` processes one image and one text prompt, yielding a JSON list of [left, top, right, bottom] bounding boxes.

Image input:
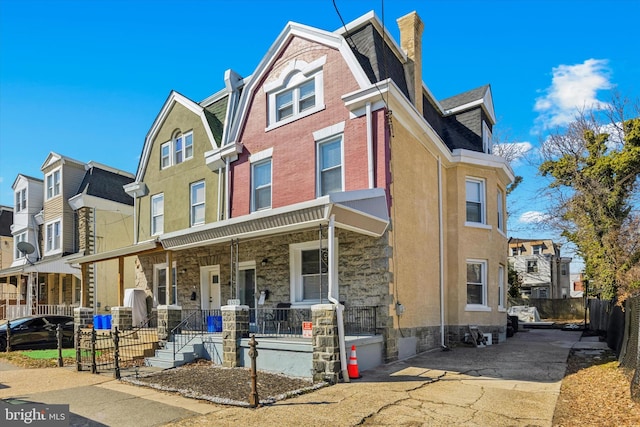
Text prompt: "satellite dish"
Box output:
[[17, 241, 35, 255]]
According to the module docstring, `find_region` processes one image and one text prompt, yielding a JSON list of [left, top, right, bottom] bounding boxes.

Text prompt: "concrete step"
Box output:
[[145, 334, 205, 369]]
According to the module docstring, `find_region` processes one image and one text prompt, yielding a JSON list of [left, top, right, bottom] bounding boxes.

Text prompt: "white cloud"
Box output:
[[519, 211, 549, 224], [534, 59, 613, 128]]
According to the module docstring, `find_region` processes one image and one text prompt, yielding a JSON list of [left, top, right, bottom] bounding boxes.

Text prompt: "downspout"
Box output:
[[133, 196, 138, 244], [225, 158, 230, 220], [366, 102, 374, 189], [326, 214, 350, 382], [438, 156, 446, 348], [217, 167, 223, 221]]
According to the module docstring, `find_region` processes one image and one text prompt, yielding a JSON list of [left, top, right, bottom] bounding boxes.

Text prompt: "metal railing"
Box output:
[[76, 313, 159, 378], [343, 306, 378, 336], [169, 309, 223, 362], [252, 307, 312, 337]]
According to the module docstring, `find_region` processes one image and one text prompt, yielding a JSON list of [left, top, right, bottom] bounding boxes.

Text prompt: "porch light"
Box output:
[[261, 258, 268, 266]]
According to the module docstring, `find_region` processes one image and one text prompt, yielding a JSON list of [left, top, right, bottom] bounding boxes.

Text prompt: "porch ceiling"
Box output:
[[0, 254, 82, 278], [161, 188, 389, 251]]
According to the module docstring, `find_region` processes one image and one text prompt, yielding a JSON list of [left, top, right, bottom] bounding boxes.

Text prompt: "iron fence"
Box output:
[[343, 306, 378, 336], [76, 313, 159, 378]]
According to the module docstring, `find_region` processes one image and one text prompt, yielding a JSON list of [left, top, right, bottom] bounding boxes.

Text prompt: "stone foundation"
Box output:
[[111, 306, 132, 331]]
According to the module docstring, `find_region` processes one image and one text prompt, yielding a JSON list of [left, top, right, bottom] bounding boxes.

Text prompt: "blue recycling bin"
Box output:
[[103, 314, 112, 330], [93, 314, 103, 329], [207, 315, 222, 332]]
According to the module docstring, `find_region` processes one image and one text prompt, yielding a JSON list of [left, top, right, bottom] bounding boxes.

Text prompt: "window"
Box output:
[[532, 245, 542, 255], [527, 260, 538, 273], [317, 136, 343, 196], [190, 181, 205, 226], [466, 178, 485, 224], [14, 232, 26, 259], [46, 169, 61, 199], [161, 142, 171, 169], [153, 263, 176, 306], [151, 194, 164, 235], [45, 220, 61, 253], [160, 131, 194, 169], [497, 188, 504, 232], [482, 121, 493, 154], [251, 159, 272, 211], [498, 264, 505, 309], [15, 188, 26, 212], [561, 264, 568, 275], [511, 247, 518, 256], [290, 240, 336, 303], [265, 56, 326, 129], [466, 260, 487, 306]]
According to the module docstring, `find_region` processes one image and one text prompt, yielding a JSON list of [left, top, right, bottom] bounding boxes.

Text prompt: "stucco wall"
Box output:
[[138, 102, 221, 241]]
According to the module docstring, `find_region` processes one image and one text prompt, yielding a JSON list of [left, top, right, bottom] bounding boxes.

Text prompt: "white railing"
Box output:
[[6, 304, 30, 320], [36, 304, 78, 317]]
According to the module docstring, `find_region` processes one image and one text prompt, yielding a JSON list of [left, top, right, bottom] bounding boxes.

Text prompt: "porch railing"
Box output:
[[169, 309, 223, 362], [36, 304, 79, 317], [250, 305, 378, 337]]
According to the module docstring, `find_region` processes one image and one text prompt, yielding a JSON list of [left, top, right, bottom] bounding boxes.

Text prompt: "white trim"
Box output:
[[265, 70, 325, 131], [45, 167, 62, 200], [316, 135, 344, 197], [44, 218, 62, 255], [289, 239, 338, 304], [251, 158, 272, 212], [151, 193, 164, 236], [190, 181, 206, 227], [466, 259, 487, 307], [249, 147, 274, 163], [465, 177, 486, 225], [312, 121, 345, 141], [498, 264, 505, 310], [136, 92, 218, 181], [263, 56, 326, 92]]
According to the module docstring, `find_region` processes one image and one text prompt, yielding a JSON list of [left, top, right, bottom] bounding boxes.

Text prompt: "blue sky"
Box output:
[[1, 0, 638, 269]]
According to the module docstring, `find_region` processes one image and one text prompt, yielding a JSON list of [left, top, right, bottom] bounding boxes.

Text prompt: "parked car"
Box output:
[[0, 315, 74, 351]]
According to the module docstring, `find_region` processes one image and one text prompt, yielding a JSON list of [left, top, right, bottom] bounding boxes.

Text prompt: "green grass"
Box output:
[[18, 349, 76, 359]]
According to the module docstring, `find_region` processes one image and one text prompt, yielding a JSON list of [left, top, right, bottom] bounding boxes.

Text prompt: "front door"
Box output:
[[200, 266, 221, 310], [238, 262, 256, 322]]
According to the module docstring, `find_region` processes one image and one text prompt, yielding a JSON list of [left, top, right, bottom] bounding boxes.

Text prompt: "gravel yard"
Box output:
[[123, 360, 327, 406]]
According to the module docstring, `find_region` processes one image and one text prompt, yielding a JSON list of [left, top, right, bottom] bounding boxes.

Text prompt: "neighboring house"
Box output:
[[508, 237, 572, 299], [0, 153, 135, 319], [0, 206, 13, 270], [75, 11, 513, 362]]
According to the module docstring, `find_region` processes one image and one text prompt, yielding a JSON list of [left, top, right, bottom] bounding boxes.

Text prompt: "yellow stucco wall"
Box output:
[[138, 102, 220, 241], [445, 163, 509, 328], [93, 208, 135, 312], [388, 122, 444, 329]]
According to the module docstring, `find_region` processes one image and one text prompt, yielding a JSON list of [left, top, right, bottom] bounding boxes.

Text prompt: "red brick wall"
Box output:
[[230, 37, 390, 217]]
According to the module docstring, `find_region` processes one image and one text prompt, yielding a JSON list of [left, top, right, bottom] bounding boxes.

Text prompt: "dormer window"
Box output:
[[265, 56, 326, 130], [482, 121, 493, 154], [46, 169, 61, 200], [161, 130, 193, 169]]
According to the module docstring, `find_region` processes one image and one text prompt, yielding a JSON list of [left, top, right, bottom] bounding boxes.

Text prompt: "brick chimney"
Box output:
[[397, 11, 424, 115]]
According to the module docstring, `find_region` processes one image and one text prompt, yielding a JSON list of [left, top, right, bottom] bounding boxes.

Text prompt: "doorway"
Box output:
[[238, 261, 256, 321], [200, 265, 221, 310]]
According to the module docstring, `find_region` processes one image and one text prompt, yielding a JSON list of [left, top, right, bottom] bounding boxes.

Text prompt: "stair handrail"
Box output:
[[170, 310, 201, 362]]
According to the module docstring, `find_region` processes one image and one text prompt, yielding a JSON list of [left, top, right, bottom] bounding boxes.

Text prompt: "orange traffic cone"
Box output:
[[348, 345, 361, 379]]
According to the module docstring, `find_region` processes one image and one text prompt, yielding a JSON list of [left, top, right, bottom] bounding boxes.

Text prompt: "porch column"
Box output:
[[157, 305, 182, 342], [117, 257, 124, 306], [312, 304, 340, 383], [74, 307, 93, 332], [111, 306, 132, 331], [81, 264, 89, 307], [221, 305, 249, 368]]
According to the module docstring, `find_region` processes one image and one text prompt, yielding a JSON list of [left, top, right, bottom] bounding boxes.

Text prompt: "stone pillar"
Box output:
[[312, 304, 340, 383], [222, 305, 249, 368], [111, 306, 132, 331], [74, 307, 93, 332], [157, 305, 182, 342]]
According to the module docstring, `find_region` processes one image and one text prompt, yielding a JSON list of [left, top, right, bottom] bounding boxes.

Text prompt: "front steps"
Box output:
[[145, 334, 207, 369]]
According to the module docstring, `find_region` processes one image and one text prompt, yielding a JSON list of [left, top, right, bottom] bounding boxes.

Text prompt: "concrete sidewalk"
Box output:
[[0, 329, 585, 426]]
